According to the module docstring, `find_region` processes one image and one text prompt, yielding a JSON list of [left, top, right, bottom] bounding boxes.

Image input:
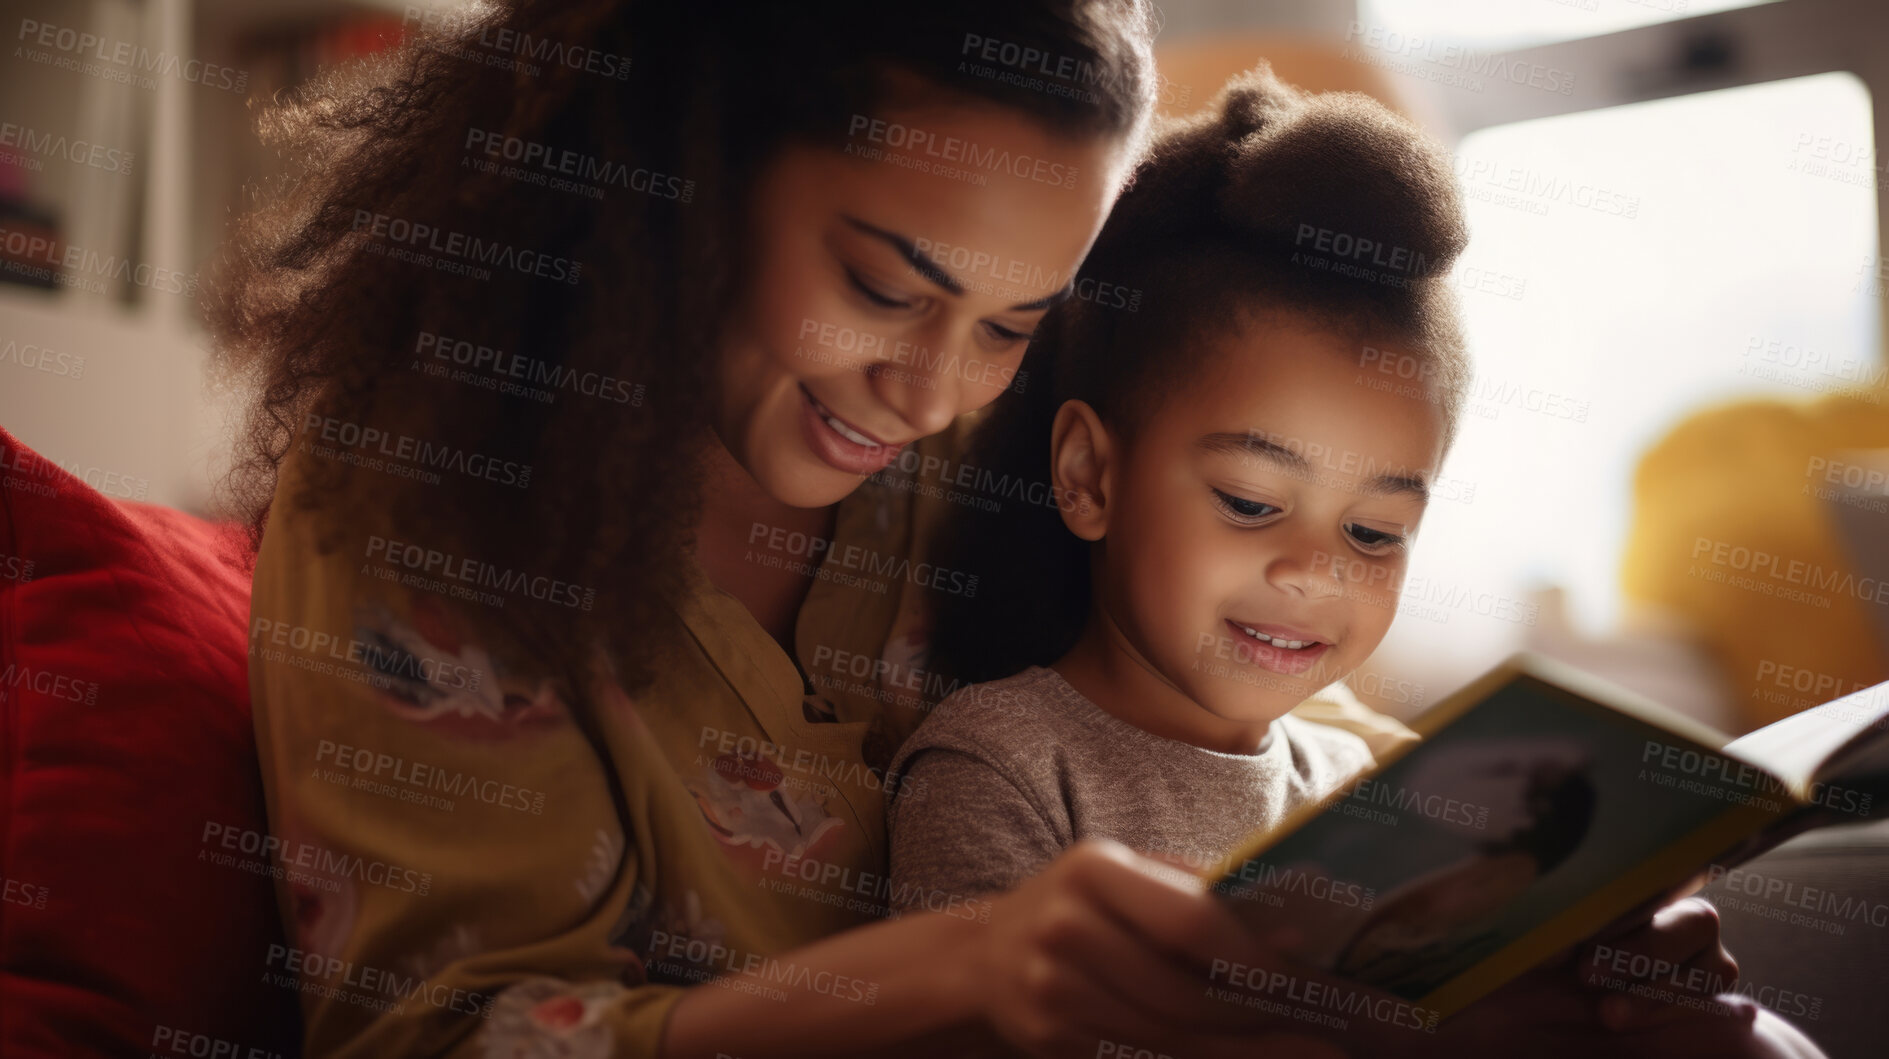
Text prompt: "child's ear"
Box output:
[[1049, 399, 1113, 542]]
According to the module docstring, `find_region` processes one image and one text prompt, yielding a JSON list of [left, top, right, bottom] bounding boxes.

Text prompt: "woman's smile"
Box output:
[[798, 383, 908, 475]]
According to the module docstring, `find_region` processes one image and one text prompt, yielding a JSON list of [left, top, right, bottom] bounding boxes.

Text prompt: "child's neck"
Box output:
[[1050, 610, 1278, 756]]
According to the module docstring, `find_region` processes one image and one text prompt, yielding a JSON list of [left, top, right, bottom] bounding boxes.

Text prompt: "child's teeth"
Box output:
[[1240, 625, 1311, 650]]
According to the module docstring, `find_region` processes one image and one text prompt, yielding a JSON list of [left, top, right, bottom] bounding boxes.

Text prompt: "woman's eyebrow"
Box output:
[[840, 214, 1073, 312], [842, 215, 964, 294]]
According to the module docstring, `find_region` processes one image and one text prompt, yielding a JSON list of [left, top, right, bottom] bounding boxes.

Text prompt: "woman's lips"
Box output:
[[799, 385, 906, 475], [1222, 618, 1333, 677]]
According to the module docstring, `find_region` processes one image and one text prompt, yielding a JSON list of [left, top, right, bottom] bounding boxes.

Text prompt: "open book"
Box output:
[[1206, 653, 1889, 1019]]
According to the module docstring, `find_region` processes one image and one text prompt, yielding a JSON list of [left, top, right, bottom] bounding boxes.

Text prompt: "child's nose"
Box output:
[[1265, 533, 1345, 600]]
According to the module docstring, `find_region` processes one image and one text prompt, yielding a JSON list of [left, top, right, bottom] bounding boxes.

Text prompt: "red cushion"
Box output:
[[0, 425, 300, 1056]]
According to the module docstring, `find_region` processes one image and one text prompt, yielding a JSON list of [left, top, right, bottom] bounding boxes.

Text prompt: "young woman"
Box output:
[[216, 2, 1802, 1056], [212, 1, 1345, 1055]]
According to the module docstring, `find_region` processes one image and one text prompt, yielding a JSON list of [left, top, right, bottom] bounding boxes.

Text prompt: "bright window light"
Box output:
[[1377, 71, 1881, 681], [1358, 0, 1780, 51]]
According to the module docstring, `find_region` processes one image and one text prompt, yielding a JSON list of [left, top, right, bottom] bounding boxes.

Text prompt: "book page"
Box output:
[[1724, 681, 1889, 795], [1213, 672, 1786, 1008]]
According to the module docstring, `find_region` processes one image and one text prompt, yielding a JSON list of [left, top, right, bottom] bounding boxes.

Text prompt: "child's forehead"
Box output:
[[1164, 326, 1450, 473]]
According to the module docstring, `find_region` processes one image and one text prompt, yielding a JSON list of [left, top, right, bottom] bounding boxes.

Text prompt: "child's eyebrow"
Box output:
[[1194, 431, 1431, 501], [840, 215, 1074, 311]]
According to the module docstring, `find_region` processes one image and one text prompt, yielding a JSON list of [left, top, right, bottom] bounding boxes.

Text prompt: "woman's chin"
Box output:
[[752, 452, 869, 510]]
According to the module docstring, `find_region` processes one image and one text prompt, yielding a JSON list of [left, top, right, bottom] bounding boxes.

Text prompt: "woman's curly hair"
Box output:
[[206, 0, 1159, 693], [927, 64, 1472, 687]]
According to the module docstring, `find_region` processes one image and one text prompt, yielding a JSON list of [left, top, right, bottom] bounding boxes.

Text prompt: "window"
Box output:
[[1375, 71, 1881, 683]]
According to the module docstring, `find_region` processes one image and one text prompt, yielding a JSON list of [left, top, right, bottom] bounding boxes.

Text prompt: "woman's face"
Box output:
[[718, 100, 1130, 508]]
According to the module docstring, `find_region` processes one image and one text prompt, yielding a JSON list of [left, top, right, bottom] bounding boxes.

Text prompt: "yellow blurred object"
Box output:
[[1621, 392, 1889, 731]]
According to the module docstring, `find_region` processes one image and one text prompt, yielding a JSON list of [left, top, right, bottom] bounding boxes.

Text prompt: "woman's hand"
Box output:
[[1574, 895, 1741, 1030], [1380, 893, 1826, 1059], [962, 839, 1354, 1059]]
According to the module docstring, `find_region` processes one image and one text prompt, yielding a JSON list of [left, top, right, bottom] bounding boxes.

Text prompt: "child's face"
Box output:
[[1086, 318, 1448, 733]]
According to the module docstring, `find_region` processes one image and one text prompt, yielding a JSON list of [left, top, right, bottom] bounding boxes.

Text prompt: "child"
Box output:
[[881, 66, 1836, 1059], [886, 64, 1472, 905]]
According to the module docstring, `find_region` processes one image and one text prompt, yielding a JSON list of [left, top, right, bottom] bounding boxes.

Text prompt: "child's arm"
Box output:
[[888, 745, 1069, 913]]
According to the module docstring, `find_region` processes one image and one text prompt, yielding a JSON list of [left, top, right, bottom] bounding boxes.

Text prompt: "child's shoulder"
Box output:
[[889, 666, 1069, 772]]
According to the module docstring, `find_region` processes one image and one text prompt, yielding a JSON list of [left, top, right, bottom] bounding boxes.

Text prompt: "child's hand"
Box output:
[[965, 838, 1354, 1059], [1573, 895, 1744, 1031]]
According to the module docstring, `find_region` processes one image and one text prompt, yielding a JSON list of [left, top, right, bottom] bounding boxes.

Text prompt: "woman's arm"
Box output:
[[663, 839, 1355, 1059]]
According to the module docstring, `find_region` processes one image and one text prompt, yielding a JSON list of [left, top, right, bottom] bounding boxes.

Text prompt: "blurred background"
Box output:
[[1, 0, 1884, 736]]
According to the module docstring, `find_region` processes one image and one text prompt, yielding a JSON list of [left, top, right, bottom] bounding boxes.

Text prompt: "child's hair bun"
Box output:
[[1116, 63, 1468, 280]]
